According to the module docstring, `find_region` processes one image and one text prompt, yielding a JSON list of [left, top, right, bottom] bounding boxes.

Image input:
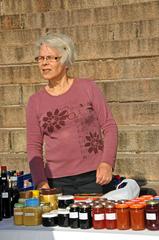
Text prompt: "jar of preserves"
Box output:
[[40, 189, 58, 210], [79, 203, 92, 229], [145, 200, 159, 230], [92, 203, 105, 229], [69, 203, 79, 228], [58, 195, 74, 209], [58, 209, 70, 227], [116, 203, 130, 230], [13, 203, 24, 225], [130, 203, 145, 230], [42, 212, 58, 227], [104, 202, 116, 229], [32, 190, 40, 199], [23, 198, 42, 226]]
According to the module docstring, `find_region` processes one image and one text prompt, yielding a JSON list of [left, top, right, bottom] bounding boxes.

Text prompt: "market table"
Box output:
[[0, 218, 159, 240]]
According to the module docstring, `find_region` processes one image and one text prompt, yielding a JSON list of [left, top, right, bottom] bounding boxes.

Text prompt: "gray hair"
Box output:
[[35, 33, 76, 67]]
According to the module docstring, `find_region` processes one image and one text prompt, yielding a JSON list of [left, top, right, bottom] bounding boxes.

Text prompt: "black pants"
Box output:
[[48, 171, 116, 195]]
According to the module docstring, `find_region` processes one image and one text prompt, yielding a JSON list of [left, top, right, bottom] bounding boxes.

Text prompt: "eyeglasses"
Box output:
[[35, 55, 62, 63]]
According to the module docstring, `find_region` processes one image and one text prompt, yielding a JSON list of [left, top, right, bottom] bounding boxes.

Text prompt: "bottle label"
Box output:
[[146, 213, 156, 220], [69, 212, 78, 218], [79, 212, 88, 220], [105, 213, 116, 220], [14, 212, 23, 216], [2, 192, 8, 198], [94, 213, 104, 220], [24, 213, 35, 217]]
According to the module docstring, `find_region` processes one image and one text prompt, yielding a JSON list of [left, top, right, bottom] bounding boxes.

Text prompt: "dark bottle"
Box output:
[[10, 176, 20, 216], [0, 180, 3, 221], [1, 166, 12, 218]]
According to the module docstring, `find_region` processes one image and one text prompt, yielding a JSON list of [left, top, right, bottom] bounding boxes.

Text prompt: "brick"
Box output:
[[0, 130, 10, 152], [110, 102, 159, 125], [77, 38, 159, 60], [97, 79, 159, 102], [0, 29, 41, 45], [22, 84, 44, 104], [0, 14, 23, 30], [115, 153, 159, 181], [71, 57, 159, 80], [1, 0, 62, 15], [10, 129, 26, 152], [118, 126, 159, 152], [0, 85, 21, 106], [93, 1, 159, 24], [0, 153, 29, 173], [0, 106, 25, 128], [0, 65, 43, 85], [64, 0, 157, 9]]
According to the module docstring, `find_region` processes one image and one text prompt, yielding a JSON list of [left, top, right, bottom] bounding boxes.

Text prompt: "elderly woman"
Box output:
[[26, 33, 118, 194]]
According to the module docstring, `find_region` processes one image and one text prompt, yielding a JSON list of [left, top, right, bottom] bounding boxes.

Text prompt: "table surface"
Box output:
[[0, 218, 159, 240]]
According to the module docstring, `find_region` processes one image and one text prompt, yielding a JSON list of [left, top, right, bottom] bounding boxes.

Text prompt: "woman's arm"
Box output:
[[26, 95, 49, 188]]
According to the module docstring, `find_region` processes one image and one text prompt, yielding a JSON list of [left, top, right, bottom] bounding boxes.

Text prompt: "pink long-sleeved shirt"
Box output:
[[26, 78, 118, 186]]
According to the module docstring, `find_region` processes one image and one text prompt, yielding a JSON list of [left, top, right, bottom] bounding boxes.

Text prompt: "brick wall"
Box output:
[[0, 0, 159, 190]]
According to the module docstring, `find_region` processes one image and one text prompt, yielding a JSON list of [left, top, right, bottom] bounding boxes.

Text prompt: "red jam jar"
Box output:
[[104, 202, 116, 229], [92, 204, 105, 229], [145, 200, 159, 230], [116, 203, 130, 230], [130, 203, 145, 230]]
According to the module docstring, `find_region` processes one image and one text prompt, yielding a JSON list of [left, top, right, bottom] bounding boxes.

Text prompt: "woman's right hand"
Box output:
[[37, 181, 50, 189]]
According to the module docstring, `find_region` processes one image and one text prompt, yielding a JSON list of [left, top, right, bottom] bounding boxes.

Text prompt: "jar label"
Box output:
[[24, 213, 35, 217], [69, 212, 78, 219], [146, 213, 156, 220], [105, 213, 116, 220], [2, 192, 8, 198], [14, 212, 23, 216], [79, 212, 88, 220], [94, 213, 104, 220]]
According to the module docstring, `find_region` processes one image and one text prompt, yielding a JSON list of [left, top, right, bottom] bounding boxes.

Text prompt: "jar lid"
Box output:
[[25, 198, 40, 207], [93, 203, 104, 209], [20, 191, 32, 199], [42, 212, 58, 218], [58, 195, 74, 200], [58, 209, 69, 215], [115, 203, 129, 208], [130, 203, 145, 209], [14, 203, 24, 208], [146, 200, 159, 206], [105, 202, 115, 208], [32, 190, 40, 197]]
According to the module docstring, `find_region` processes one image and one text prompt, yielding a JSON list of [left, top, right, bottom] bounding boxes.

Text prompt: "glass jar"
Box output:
[[58, 195, 74, 209], [40, 189, 58, 210], [116, 203, 130, 230], [145, 200, 159, 230], [13, 203, 24, 225], [58, 209, 70, 227], [42, 212, 58, 227], [130, 203, 145, 230], [69, 203, 79, 228], [23, 198, 42, 226], [104, 202, 116, 229], [92, 203, 105, 229], [79, 203, 92, 229]]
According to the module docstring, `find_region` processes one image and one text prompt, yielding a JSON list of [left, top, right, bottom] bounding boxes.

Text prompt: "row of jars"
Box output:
[[14, 192, 159, 230]]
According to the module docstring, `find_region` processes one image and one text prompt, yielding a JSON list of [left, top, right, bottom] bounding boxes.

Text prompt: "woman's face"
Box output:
[[38, 44, 67, 81]]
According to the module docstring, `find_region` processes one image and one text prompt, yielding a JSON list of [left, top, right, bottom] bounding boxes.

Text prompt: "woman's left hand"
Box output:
[[96, 162, 112, 185]]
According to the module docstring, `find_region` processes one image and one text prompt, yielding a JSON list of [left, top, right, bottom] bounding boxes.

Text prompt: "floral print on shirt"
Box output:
[[85, 132, 104, 154], [42, 109, 68, 134]]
